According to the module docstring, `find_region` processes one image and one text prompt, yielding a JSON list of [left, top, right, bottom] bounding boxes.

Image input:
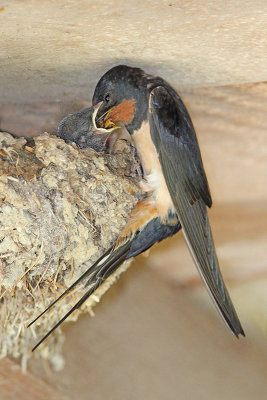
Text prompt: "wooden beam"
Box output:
[[0, 358, 69, 400], [30, 266, 267, 400], [0, 0, 266, 104]]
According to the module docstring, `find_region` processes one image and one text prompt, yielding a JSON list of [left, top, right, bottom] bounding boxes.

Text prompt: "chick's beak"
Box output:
[[93, 102, 119, 131]]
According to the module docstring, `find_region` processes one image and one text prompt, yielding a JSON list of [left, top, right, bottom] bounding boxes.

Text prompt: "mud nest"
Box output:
[[0, 131, 141, 369]]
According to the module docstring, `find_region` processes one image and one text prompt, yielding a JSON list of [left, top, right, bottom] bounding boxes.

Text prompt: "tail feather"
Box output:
[[30, 241, 132, 351], [27, 247, 112, 329], [29, 217, 182, 351]]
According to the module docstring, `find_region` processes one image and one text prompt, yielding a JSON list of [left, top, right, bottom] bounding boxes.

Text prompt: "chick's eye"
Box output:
[[104, 93, 110, 102]]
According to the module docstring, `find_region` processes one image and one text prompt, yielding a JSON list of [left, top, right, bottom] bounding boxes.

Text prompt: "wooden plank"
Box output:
[[147, 202, 267, 335], [0, 0, 266, 104], [183, 83, 267, 203], [0, 358, 69, 400], [148, 202, 267, 282], [29, 265, 267, 400]]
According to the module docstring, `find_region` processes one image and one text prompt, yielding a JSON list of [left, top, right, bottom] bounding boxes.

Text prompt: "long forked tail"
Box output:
[[29, 240, 132, 352], [28, 217, 181, 351]]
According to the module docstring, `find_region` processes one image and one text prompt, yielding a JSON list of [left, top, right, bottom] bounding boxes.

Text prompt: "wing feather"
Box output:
[[149, 86, 244, 336]]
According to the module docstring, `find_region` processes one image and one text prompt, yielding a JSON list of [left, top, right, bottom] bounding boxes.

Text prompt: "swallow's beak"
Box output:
[[92, 102, 102, 128], [93, 102, 119, 131]]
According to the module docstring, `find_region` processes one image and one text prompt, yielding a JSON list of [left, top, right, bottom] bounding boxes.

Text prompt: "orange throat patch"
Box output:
[[108, 99, 136, 125]]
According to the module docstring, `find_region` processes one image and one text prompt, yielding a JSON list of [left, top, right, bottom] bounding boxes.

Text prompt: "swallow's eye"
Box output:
[[104, 93, 110, 102]]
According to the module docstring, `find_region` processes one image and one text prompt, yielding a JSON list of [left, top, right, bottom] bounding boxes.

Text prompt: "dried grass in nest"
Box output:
[[0, 131, 141, 369]]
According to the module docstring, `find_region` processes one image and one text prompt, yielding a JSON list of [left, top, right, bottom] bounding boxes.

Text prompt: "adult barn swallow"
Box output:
[[29, 65, 244, 350]]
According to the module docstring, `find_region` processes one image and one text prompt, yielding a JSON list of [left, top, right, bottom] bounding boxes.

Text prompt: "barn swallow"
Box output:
[[29, 65, 244, 350], [57, 106, 110, 151]]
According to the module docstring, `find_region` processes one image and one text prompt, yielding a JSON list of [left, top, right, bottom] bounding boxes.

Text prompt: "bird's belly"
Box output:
[[133, 121, 175, 220]]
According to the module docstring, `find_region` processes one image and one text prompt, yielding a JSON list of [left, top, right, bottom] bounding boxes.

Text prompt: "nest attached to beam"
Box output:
[[0, 131, 141, 369]]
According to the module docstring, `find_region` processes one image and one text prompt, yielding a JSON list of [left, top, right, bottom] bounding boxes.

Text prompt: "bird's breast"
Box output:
[[132, 121, 175, 221]]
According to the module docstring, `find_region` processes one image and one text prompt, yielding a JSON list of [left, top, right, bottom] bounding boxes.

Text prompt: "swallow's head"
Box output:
[[92, 65, 149, 134], [57, 105, 112, 151]]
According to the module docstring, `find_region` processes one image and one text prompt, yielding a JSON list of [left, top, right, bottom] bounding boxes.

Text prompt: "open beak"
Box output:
[[93, 102, 119, 132]]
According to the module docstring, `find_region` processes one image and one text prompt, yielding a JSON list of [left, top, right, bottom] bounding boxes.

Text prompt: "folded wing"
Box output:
[[149, 85, 244, 337]]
